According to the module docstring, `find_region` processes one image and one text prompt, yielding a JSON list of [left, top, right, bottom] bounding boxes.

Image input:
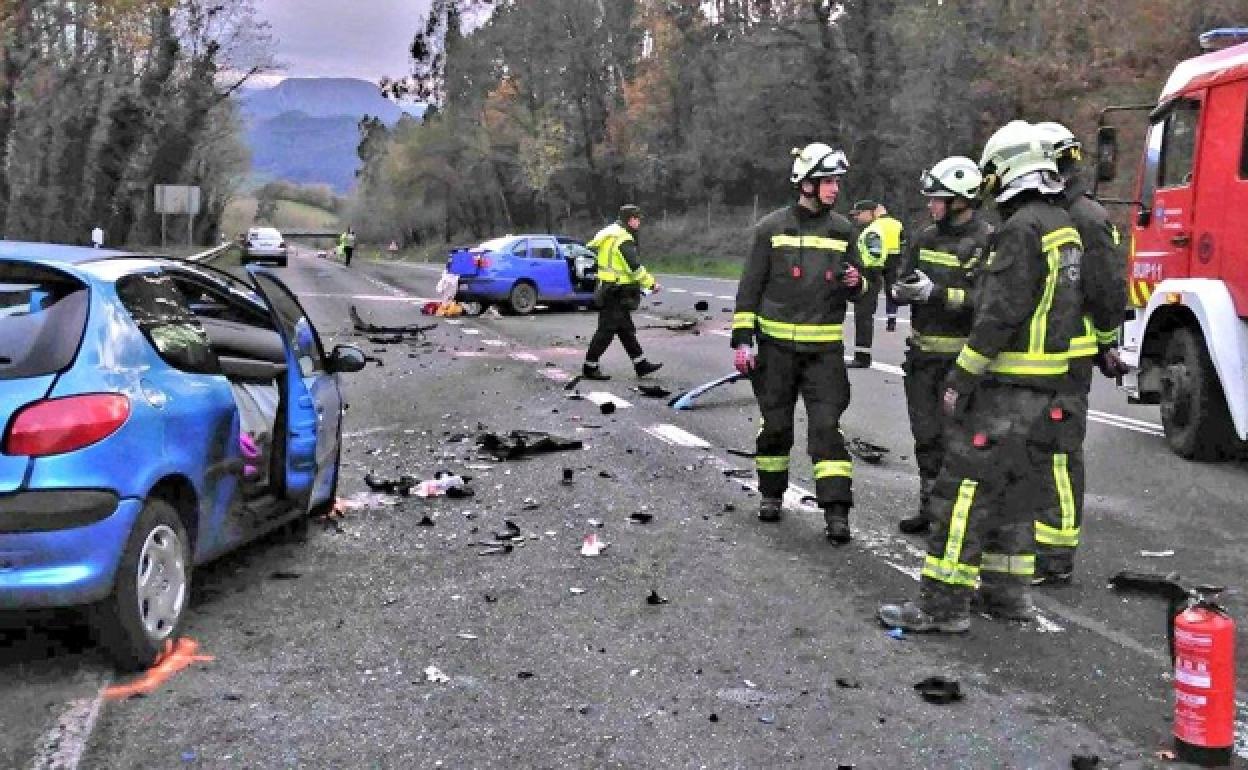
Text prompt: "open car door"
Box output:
[[246, 269, 342, 505]]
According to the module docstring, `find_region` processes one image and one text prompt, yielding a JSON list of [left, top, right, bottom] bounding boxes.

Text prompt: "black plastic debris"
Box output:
[[368, 334, 405, 345], [446, 485, 474, 499], [563, 376, 584, 391], [758, 714, 775, 724], [364, 473, 417, 496], [628, 512, 654, 524], [726, 448, 756, 459], [848, 438, 890, 464], [478, 544, 514, 556], [599, 470, 615, 479], [1107, 570, 1187, 600], [477, 430, 584, 460], [600, 402, 616, 415], [646, 590, 670, 605], [350, 304, 436, 336], [1071, 755, 1100, 770], [517, 671, 535, 680], [722, 468, 752, 479], [417, 515, 435, 527], [637, 383, 671, 398], [483, 594, 498, 603], [708, 713, 719, 723], [723, 504, 736, 513], [561, 468, 575, 486], [494, 520, 522, 540], [269, 570, 301, 580], [835, 677, 862, 689], [694, 300, 709, 312], [913, 676, 963, 704]]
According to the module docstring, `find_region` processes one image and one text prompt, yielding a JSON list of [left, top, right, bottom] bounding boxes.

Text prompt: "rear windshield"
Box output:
[[478, 237, 513, 252], [0, 262, 89, 380], [249, 228, 281, 240]]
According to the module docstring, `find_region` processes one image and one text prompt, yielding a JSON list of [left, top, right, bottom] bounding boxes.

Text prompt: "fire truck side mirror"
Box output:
[[1096, 126, 1119, 183]]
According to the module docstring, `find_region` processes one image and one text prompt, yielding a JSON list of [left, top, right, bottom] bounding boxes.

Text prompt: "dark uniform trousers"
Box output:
[[1033, 360, 1091, 574], [920, 383, 1070, 616], [751, 339, 854, 506], [586, 285, 644, 362], [851, 267, 884, 352], [902, 346, 957, 517]]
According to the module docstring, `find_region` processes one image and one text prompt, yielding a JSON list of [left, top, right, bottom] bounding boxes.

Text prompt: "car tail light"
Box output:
[[474, 254, 491, 269], [4, 394, 131, 457]]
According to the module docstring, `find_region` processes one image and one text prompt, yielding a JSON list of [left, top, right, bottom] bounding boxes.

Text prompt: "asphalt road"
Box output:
[[4, 247, 1248, 768]]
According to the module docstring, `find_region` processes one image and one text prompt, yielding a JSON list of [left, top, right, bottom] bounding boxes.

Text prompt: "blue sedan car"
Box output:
[[0, 242, 364, 669], [447, 234, 598, 314]]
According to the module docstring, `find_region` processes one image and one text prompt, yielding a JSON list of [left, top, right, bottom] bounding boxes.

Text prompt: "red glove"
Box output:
[[733, 345, 757, 375], [841, 264, 860, 289]]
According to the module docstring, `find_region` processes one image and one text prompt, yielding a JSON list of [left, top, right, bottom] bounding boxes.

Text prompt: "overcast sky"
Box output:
[[258, 0, 432, 83]]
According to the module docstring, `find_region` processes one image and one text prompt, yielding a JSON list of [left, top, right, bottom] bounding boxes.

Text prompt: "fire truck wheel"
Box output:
[[1160, 327, 1238, 461]]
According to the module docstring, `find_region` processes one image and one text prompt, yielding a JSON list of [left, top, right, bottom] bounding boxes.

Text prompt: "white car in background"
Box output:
[[242, 227, 288, 267]]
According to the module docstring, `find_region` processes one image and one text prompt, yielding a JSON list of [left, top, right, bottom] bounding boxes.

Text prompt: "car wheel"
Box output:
[[508, 282, 538, 315], [91, 498, 190, 671], [1159, 327, 1238, 460]]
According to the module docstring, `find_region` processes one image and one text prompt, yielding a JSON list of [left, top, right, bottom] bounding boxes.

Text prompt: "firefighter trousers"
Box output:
[[851, 269, 883, 355], [586, 286, 644, 363], [902, 348, 956, 519], [751, 340, 854, 506], [919, 383, 1058, 618], [1034, 363, 1091, 576]]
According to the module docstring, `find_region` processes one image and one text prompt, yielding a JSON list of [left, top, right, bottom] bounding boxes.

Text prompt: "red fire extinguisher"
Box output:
[[1173, 590, 1236, 766]]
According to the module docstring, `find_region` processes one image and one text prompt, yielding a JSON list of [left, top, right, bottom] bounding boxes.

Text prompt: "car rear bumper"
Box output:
[[243, 248, 288, 260], [454, 277, 512, 301], [0, 492, 142, 609]]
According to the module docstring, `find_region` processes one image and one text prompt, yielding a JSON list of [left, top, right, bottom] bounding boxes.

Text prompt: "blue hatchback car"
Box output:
[[447, 234, 598, 314], [0, 242, 364, 669]]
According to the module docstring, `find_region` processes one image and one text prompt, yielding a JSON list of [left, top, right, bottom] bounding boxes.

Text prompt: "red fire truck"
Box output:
[[1097, 28, 1248, 459]]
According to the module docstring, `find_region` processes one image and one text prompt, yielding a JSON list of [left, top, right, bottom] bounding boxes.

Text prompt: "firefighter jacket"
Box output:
[[949, 195, 1085, 391], [732, 203, 869, 353], [859, 215, 904, 270], [1060, 176, 1128, 351], [895, 212, 994, 358], [589, 222, 655, 289]]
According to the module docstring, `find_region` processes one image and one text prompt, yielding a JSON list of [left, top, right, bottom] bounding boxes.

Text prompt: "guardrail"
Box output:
[[188, 241, 234, 263]]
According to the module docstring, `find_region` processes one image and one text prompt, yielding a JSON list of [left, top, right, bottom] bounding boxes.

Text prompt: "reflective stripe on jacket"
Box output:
[[895, 213, 993, 359], [588, 222, 654, 289], [732, 203, 867, 353], [952, 198, 1085, 388]]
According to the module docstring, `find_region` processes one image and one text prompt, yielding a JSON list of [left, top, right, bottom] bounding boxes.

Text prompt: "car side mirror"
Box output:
[[1096, 125, 1118, 183], [328, 344, 366, 373]]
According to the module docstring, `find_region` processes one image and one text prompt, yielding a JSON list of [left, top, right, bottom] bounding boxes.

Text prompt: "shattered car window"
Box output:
[[116, 272, 219, 375]]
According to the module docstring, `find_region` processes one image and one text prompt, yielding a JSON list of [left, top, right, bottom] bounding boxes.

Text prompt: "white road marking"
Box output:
[[301, 292, 434, 303], [540, 368, 572, 382], [644, 423, 711, 448], [30, 673, 109, 770], [693, 291, 714, 297], [484, 340, 506, 347], [510, 352, 540, 362], [462, 328, 481, 335], [667, 288, 688, 293], [716, 295, 735, 301], [710, 329, 732, 337], [585, 391, 632, 409]]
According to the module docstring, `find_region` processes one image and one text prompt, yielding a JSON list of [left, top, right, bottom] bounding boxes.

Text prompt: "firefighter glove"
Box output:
[[891, 270, 934, 303], [1095, 346, 1129, 379], [733, 344, 757, 375]]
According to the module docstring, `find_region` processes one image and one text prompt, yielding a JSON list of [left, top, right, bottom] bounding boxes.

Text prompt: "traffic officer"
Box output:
[[732, 143, 866, 544], [1030, 122, 1129, 585], [582, 204, 663, 380], [878, 121, 1085, 632], [847, 201, 905, 368], [889, 156, 994, 536]]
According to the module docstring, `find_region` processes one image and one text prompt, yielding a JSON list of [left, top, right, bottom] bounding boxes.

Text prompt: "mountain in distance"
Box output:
[[237, 77, 425, 193]]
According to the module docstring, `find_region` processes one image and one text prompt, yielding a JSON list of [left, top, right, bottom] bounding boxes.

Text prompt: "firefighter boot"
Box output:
[[758, 497, 783, 522], [886, 316, 897, 332], [974, 575, 1038, 622], [878, 581, 971, 633], [823, 503, 851, 544], [898, 510, 930, 535], [582, 362, 611, 381], [847, 351, 872, 369], [634, 359, 663, 377]]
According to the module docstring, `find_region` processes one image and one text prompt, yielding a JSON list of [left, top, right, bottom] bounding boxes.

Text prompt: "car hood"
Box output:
[[0, 375, 56, 492]]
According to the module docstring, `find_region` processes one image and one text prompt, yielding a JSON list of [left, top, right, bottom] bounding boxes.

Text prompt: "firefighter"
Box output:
[[1030, 122, 1129, 585], [582, 204, 663, 380], [847, 201, 905, 367], [889, 156, 994, 535], [731, 143, 866, 543], [878, 120, 1085, 632]]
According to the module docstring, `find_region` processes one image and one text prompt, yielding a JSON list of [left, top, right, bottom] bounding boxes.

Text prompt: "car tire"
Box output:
[[91, 498, 191, 671], [1159, 327, 1239, 460], [508, 282, 538, 315]]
